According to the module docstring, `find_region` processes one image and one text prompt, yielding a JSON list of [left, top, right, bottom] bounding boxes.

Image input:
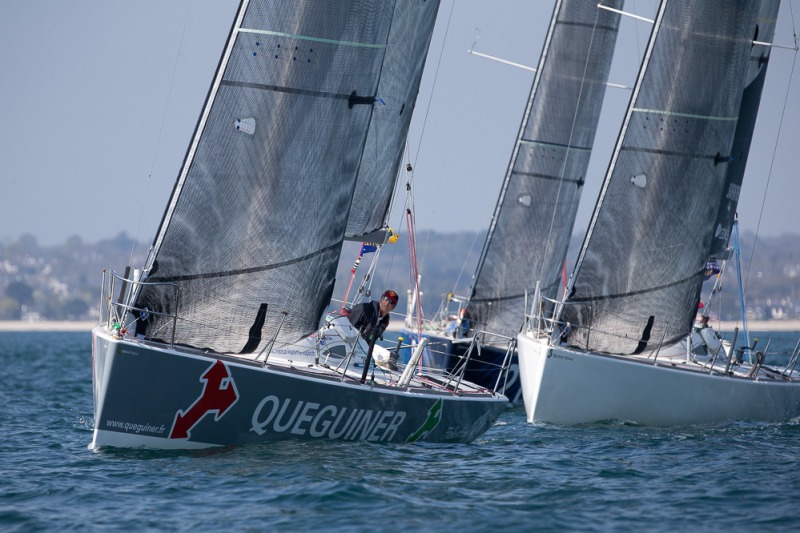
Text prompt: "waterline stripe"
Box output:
[[632, 107, 738, 121], [239, 28, 385, 49]]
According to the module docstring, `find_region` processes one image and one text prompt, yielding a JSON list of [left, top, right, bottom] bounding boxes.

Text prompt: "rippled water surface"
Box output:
[[2, 331, 799, 531]]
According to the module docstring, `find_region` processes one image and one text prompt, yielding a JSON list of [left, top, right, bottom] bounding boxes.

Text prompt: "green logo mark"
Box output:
[[406, 398, 443, 443]]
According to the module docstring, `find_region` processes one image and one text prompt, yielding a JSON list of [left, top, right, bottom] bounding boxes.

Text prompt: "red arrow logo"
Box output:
[[169, 360, 239, 439]]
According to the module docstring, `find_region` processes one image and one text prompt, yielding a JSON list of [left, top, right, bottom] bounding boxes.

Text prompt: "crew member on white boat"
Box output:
[[559, 321, 572, 344], [694, 314, 710, 332], [446, 307, 471, 338], [346, 289, 398, 343]]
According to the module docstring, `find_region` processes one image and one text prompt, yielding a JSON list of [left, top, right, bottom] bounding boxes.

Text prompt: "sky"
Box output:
[[1, 1, 798, 247]]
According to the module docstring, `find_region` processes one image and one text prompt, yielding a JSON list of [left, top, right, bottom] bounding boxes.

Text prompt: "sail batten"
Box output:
[[519, 139, 593, 152], [220, 80, 371, 101]]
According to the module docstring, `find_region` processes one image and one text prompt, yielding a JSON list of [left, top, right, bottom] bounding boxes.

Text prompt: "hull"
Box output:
[[400, 329, 521, 405], [517, 332, 800, 426], [91, 327, 506, 449]]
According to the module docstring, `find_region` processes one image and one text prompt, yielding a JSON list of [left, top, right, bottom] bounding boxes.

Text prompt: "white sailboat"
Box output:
[[400, 0, 624, 404], [518, 0, 800, 426], [90, 0, 507, 450]]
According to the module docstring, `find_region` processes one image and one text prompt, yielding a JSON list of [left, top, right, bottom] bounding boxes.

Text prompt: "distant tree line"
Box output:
[[1, 231, 798, 322]]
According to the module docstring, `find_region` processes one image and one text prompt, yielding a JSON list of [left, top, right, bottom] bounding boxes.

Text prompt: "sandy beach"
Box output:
[[714, 320, 800, 333], [1, 319, 798, 334]]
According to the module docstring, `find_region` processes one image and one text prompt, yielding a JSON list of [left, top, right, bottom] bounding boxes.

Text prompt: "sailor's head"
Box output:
[[382, 290, 399, 307]]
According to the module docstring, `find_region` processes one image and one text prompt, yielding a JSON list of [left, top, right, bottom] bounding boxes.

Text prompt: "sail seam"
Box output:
[[568, 269, 704, 303], [471, 283, 559, 304], [631, 107, 739, 121], [238, 28, 386, 49], [148, 242, 341, 283]]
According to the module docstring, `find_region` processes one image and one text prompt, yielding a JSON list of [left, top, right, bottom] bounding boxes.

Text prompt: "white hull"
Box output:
[[517, 332, 800, 426]]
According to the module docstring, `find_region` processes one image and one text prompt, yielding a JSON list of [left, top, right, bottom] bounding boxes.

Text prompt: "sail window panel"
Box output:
[[562, 0, 762, 355], [347, 1, 440, 238]]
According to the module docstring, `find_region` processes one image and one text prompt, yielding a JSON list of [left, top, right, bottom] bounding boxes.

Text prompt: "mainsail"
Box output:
[[561, 0, 763, 354], [345, 2, 440, 239], [134, 0, 440, 353], [708, 0, 780, 257], [467, 0, 622, 338]]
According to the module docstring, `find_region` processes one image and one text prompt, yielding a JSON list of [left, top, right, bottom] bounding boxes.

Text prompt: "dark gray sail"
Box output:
[[134, 0, 439, 353], [345, 2, 440, 240], [561, 0, 763, 354], [467, 0, 622, 338], [708, 0, 780, 257]]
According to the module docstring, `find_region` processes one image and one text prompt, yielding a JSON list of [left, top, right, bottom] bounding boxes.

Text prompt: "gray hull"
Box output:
[[91, 328, 506, 449]]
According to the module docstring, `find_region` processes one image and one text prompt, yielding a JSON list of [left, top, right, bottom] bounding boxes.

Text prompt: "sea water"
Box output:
[[1, 330, 799, 531]]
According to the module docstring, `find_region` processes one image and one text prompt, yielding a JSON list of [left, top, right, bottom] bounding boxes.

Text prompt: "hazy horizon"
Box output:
[[2, 1, 798, 246]]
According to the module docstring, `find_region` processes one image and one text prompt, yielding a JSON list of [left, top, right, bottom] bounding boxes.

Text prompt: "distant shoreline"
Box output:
[[715, 320, 800, 333], [1, 319, 798, 335], [0, 321, 97, 332]]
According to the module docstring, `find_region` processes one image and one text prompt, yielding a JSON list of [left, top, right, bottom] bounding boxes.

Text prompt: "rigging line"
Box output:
[[631, 0, 644, 62], [410, 0, 456, 273], [128, 0, 194, 267], [373, 164, 405, 296], [379, 145, 414, 299], [451, 230, 482, 295], [411, 0, 454, 166], [597, 2, 653, 24], [742, 20, 798, 294]]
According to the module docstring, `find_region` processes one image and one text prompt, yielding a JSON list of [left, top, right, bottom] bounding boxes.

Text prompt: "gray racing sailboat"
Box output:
[[90, 0, 506, 450]]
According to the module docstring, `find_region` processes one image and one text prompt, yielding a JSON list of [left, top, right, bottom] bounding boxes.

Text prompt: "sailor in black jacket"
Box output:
[[347, 290, 399, 343]]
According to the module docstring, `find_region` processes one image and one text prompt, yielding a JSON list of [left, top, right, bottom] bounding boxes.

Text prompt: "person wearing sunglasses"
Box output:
[[346, 289, 399, 343]]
